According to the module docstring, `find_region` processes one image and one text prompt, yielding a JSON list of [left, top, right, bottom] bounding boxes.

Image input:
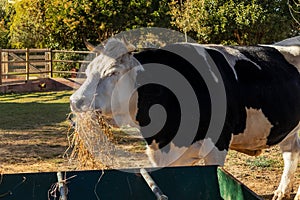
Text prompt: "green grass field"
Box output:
[[0, 91, 73, 130]]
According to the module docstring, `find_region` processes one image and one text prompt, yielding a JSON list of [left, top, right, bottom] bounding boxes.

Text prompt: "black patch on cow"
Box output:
[[136, 84, 181, 150], [134, 46, 212, 151]]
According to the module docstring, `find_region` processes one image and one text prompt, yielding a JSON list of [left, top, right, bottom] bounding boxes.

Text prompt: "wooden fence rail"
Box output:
[[0, 48, 96, 85]]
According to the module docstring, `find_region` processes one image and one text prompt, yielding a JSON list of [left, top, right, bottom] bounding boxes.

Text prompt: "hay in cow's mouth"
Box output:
[[66, 111, 150, 169]]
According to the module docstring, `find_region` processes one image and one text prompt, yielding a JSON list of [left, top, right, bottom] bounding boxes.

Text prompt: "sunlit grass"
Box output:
[[0, 91, 73, 130], [0, 91, 73, 103]]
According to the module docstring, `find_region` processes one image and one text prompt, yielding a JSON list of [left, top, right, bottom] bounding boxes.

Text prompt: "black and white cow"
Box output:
[[70, 37, 300, 200]]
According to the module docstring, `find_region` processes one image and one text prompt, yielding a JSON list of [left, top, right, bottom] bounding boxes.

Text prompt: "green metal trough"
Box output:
[[0, 166, 262, 200]]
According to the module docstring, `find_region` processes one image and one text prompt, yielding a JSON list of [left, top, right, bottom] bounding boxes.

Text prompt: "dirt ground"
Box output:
[[224, 147, 300, 200], [0, 125, 299, 200]]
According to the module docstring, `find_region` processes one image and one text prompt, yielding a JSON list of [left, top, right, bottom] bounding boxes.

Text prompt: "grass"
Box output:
[[0, 91, 73, 130], [245, 156, 279, 168], [0, 90, 77, 173]]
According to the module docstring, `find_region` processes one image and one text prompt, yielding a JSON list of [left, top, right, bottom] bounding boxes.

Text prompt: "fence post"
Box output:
[[25, 48, 29, 81], [0, 48, 2, 85], [49, 49, 53, 78], [2, 51, 8, 79]]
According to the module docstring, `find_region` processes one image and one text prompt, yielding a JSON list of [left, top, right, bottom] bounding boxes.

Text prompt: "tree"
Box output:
[[169, 0, 210, 43], [9, 0, 47, 48], [44, 0, 171, 49], [0, 0, 13, 48], [5, 0, 298, 48], [170, 0, 299, 45], [7, 0, 171, 49]]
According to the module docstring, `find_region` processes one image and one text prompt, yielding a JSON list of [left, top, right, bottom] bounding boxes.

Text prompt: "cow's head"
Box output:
[[70, 38, 143, 126]]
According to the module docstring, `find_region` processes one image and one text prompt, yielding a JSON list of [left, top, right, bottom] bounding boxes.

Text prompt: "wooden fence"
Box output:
[[0, 48, 96, 85]]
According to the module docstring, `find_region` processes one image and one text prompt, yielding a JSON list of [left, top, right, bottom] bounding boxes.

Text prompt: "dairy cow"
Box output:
[[70, 36, 300, 200]]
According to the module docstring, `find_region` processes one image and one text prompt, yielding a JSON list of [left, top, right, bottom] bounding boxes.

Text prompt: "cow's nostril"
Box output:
[[76, 99, 84, 108], [70, 98, 84, 111]]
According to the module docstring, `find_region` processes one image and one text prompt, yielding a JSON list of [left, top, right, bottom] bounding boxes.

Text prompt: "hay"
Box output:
[[67, 111, 115, 169], [67, 111, 151, 169]]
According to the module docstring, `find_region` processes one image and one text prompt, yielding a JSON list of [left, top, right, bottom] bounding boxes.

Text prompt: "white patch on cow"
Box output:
[[205, 45, 262, 80], [146, 141, 188, 167], [263, 45, 300, 72], [192, 44, 219, 82], [230, 107, 273, 154], [146, 138, 227, 167], [199, 138, 227, 166], [110, 66, 142, 127]]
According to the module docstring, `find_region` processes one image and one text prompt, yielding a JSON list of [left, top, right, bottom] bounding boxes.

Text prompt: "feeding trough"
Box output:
[[0, 166, 261, 200]]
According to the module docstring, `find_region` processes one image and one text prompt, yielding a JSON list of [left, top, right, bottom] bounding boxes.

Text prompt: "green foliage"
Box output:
[[0, 0, 13, 48], [170, 0, 299, 45], [6, 0, 171, 49], [169, 0, 210, 43], [208, 0, 267, 44], [44, 0, 171, 49], [9, 0, 47, 48], [2, 0, 299, 48], [288, 0, 300, 27]]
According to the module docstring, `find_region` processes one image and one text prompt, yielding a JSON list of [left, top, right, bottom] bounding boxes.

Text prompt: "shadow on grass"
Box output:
[[0, 102, 71, 130]]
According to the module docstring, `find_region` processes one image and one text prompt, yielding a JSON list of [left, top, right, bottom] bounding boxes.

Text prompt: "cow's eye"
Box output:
[[108, 71, 119, 77]]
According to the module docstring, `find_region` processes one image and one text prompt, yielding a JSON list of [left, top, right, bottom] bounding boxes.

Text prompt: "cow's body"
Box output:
[[70, 37, 300, 200], [135, 45, 300, 150]]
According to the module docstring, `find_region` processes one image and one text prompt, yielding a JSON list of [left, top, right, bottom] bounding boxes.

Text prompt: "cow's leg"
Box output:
[[295, 186, 300, 200], [273, 131, 300, 200], [203, 145, 227, 166]]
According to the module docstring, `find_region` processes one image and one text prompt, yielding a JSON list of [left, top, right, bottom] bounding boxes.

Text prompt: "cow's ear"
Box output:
[[121, 36, 136, 53]]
